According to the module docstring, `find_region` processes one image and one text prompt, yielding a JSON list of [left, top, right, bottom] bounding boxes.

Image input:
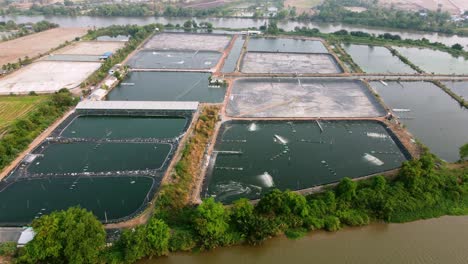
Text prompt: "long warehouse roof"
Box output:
[[76, 100, 199, 111]]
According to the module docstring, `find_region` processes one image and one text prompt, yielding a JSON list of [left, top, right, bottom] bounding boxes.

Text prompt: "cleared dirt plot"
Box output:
[[442, 81, 468, 100], [342, 44, 416, 74], [128, 50, 221, 70], [226, 78, 385, 118], [108, 72, 226, 103], [28, 142, 171, 174], [0, 61, 101, 95], [61, 116, 187, 139], [143, 33, 231, 52], [394, 46, 468, 75], [0, 176, 153, 225], [380, 0, 468, 14], [371, 81, 468, 162], [203, 120, 408, 203], [0, 95, 48, 132], [0, 27, 87, 66], [55, 41, 125, 55], [248, 37, 328, 53], [241, 52, 343, 74]]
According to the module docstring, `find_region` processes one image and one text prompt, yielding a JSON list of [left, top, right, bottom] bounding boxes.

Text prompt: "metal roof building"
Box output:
[[76, 101, 199, 111]]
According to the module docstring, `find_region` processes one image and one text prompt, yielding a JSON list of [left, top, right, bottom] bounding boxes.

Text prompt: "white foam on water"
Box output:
[[248, 123, 258, 132], [393, 108, 411, 112], [204, 61, 212, 65], [363, 153, 384, 166], [258, 172, 274, 187], [215, 181, 255, 200], [366, 132, 388, 139], [274, 134, 288, 144], [175, 60, 185, 64]]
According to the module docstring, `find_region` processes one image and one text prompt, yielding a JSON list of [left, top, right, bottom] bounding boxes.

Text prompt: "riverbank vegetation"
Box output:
[[0, 89, 77, 171], [289, 26, 468, 60], [313, 0, 459, 35], [0, 20, 58, 41]]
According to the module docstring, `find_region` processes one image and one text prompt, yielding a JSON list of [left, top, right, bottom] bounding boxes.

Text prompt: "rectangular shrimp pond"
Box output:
[[0, 115, 189, 225], [393, 46, 468, 75], [0, 176, 154, 225], [341, 44, 416, 74], [203, 121, 409, 203], [240, 52, 343, 74], [247, 37, 328, 53], [128, 50, 222, 70], [371, 81, 468, 162], [107, 72, 226, 103], [226, 78, 385, 118]]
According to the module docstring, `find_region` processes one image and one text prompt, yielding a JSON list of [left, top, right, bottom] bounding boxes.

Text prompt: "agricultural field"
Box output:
[[379, 0, 468, 15], [284, 0, 321, 14], [0, 95, 48, 132], [0, 27, 87, 66]]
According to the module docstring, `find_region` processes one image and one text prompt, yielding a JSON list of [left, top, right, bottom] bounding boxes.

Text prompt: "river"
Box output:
[[140, 216, 468, 264], [2, 15, 468, 46]]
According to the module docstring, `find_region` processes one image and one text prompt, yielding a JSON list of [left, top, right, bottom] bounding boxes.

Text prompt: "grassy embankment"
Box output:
[[155, 105, 220, 215]]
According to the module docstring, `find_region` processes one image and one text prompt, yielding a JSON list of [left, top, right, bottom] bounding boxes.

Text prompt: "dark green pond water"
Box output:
[[221, 37, 245, 72], [0, 176, 153, 224], [128, 50, 221, 69], [394, 47, 468, 74], [29, 143, 171, 174], [442, 81, 468, 100], [204, 121, 407, 203], [342, 44, 415, 74], [107, 72, 226, 103], [371, 81, 468, 162], [61, 116, 186, 139], [248, 38, 328, 53]]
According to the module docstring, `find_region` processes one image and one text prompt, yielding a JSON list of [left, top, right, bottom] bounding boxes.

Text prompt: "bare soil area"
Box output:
[[380, 0, 468, 14], [0, 27, 88, 66], [56, 41, 125, 55]]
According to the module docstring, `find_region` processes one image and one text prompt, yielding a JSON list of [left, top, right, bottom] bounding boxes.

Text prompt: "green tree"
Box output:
[[335, 177, 357, 202], [460, 143, 468, 160], [192, 198, 229, 249], [19, 207, 105, 264], [146, 218, 170, 257], [451, 43, 464, 51]]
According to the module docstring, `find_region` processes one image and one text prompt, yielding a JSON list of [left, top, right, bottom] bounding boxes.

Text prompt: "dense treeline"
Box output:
[[88, 4, 152, 17], [291, 27, 468, 59], [82, 24, 160, 86], [314, 0, 456, 34], [0, 89, 77, 170], [0, 20, 58, 41], [8, 151, 467, 263]]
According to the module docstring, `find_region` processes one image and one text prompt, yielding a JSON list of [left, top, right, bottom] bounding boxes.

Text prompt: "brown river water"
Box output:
[[140, 216, 468, 264]]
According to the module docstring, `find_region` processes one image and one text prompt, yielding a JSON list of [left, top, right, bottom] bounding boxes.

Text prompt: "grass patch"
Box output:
[[285, 228, 307, 239], [0, 95, 49, 132]]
